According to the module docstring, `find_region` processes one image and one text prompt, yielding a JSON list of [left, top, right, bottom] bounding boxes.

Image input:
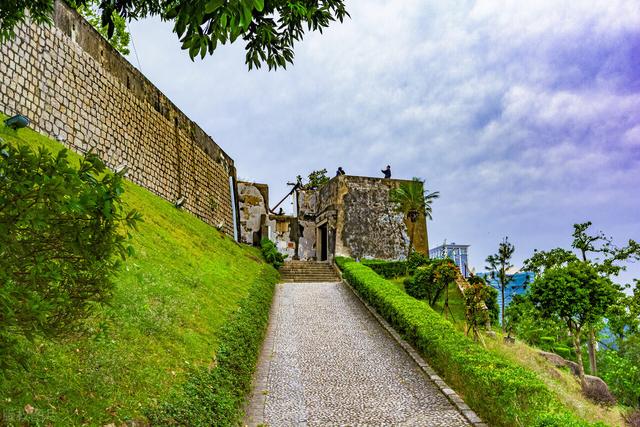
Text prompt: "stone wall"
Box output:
[[318, 176, 428, 260], [0, 1, 237, 236]]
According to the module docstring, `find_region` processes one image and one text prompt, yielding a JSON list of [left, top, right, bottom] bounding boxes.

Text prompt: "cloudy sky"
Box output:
[[126, 0, 640, 284]]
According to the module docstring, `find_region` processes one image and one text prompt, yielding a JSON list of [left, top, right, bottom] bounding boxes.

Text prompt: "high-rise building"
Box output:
[[429, 243, 470, 277]]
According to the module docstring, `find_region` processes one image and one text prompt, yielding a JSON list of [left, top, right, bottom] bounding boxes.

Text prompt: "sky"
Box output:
[[125, 0, 640, 285]]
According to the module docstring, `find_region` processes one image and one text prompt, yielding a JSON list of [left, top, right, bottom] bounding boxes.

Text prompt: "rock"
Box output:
[[538, 351, 583, 377], [485, 330, 497, 339], [503, 336, 515, 345], [538, 351, 566, 368], [583, 375, 616, 405], [565, 360, 581, 377]]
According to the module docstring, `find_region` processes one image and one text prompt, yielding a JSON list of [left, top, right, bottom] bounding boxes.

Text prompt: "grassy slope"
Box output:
[[388, 270, 626, 426], [485, 334, 627, 426], [0, 120, 277, 425]]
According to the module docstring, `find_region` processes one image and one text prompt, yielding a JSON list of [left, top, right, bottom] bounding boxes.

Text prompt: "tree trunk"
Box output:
[[588, 327, 597, 375], [408, 219, 415, 257], [571, 328, 587, 387], [500, 285, 505, 333]]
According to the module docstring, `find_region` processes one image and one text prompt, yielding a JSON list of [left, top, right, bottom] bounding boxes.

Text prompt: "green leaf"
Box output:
[[254, 0, 264, 12], [205, 0, 225, 14]]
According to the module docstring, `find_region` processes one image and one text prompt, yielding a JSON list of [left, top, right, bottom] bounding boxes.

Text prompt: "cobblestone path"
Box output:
[[245, 282, 470, 426]]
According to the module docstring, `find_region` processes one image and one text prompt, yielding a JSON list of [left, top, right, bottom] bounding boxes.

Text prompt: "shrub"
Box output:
[[407, 251, 429, 275], [599, 349, 640, 407], [0, 143, 140, 365], [406, 258, 457, 306], [335, 257, 597, 427], [146, 265, 278, 425], [260, 238, 286, 269], [361, 259, 407, 278]]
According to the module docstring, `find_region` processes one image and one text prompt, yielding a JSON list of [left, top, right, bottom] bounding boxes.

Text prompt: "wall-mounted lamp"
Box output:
[[115, 163, 128, 176], [174, 196, 186, 208], [4, 114, 30, 130]]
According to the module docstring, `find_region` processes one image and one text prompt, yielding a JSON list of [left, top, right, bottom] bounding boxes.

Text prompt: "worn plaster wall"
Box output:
[[237, 182, 270, 245], [296, 190, 318, 260], [317, 176, 428, 260], [0, 1, 236, 235]]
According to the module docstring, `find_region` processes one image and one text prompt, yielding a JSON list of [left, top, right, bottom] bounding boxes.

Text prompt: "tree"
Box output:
[[529, 262, 619, 386], [0, 143, 141, 366], [389, 177, 439, 257], [522, 247, 579, 276], [485, 236, 515, 333], [69, 0, 131, 55], [464, 276, 491, 341], [571, 221, 640, 375], [0, 0, 349, 70], [296, 168, 329, 190]]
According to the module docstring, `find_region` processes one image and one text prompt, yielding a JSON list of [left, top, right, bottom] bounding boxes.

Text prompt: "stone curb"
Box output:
[[335, 268, 487, 427]]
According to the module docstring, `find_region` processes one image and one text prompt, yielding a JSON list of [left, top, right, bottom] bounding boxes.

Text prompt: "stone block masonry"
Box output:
[[0, 1, 237, 236]]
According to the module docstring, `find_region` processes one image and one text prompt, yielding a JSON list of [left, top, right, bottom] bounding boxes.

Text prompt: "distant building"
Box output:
[[477, 271, 535, 324], [429, 243, 470, 277]]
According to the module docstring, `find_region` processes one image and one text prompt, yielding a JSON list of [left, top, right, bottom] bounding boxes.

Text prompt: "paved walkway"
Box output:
[[245, 282, 470, 426]]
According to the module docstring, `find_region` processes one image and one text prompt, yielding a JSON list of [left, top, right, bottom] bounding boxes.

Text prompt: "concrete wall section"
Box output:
[[0, 1, 236, 235]]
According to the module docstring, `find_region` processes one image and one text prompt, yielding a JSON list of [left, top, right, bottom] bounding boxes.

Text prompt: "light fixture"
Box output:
[[4, 114, 30, 130], [115, 163, 128, 175], [174, 196, 186, 208]]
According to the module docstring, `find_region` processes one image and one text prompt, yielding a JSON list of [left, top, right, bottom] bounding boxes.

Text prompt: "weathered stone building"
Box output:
[[238, 176, 429, 261]]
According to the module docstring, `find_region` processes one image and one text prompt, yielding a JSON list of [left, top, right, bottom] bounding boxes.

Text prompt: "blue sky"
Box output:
[[126, 0, 640, 285]]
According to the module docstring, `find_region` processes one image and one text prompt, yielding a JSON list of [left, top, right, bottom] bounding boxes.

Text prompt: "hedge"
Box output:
[[335, 257, 600, 427], [146, 265, 278, 426], [361, 259, 407, 278]]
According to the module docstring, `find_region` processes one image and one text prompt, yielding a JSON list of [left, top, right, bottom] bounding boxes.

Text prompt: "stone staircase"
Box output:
[[279, 261, 341, 283]]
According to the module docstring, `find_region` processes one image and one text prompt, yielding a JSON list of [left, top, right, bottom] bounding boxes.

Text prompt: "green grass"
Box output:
[[0, 119, 278, 425]]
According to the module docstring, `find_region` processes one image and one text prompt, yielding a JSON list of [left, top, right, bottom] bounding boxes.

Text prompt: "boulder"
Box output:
[[583, 375, 616, 405]]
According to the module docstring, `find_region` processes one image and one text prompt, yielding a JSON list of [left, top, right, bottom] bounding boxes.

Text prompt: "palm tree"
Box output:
[[389, 177, 439, 256]]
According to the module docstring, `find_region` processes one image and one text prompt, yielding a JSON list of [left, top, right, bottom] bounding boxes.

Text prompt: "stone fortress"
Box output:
[[238, 176, 429, 261], [0, 1, 429, 262]]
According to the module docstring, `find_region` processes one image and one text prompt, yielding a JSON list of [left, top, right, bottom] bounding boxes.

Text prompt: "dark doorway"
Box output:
[[319, 223, 328, 261]]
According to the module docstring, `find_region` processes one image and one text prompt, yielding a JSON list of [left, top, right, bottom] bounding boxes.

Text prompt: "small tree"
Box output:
[[529, 262, 619, 386], [389, 177, 439, 257], [0, 143, 141, 364], [485, 237, 515, 332], [571, 221, 639, 375], [464, 276, 491, 341], [69, 0, 131, 55]]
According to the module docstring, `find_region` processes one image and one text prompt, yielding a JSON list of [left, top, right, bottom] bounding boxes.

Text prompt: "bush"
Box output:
[[599, 349, 640, 407], [407, 251, 429, 275], [361, 259, 407, 278], [146, 265, 278, 425], [405, 258, 457, 306], [260, 238, 286, 269], [0, 144, 140, 365], [335, 257, 597, 427]]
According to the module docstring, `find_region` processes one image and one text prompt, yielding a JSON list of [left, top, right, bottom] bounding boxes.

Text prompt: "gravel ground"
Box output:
[[245, 282, 470, 426]]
